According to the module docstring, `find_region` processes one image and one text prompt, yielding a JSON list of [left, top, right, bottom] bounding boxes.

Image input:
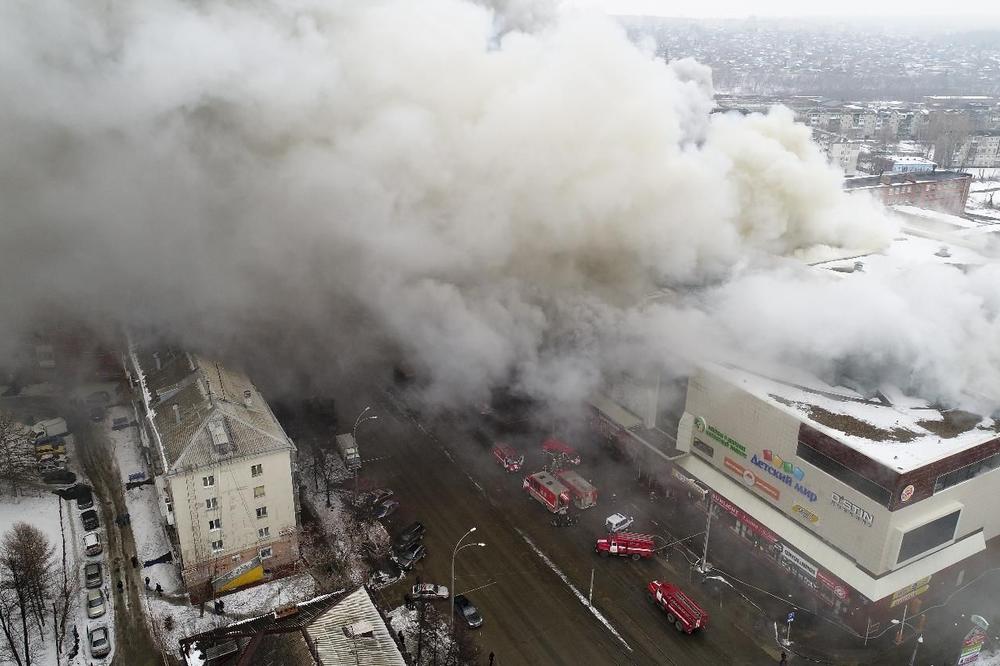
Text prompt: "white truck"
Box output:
[[32, 417, 68, 441], [335, 433, 362, 472]]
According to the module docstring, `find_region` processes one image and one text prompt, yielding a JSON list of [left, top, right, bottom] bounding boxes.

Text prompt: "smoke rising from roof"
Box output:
[[1, 0, 996, 413]]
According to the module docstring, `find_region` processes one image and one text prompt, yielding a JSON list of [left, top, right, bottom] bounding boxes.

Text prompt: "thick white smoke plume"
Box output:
[[0, 0, 996, 411]]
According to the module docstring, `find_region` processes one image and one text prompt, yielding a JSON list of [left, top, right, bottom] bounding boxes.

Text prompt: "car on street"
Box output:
[[393, 542, 427, 570], [393, 521, 425, 550], [85, 589, 106, 619], [83, 532, 103, 556], [373, 499, 399, 520], [409, 583, 449, 601], [111, 416, 130, 431], [605, 512, 634, 533], [84, 562, 102, 589], [89, 624, 111, 658], [81, 509, 99, 531], [369, 489, 394, 507], [453, 594, 484, 628]]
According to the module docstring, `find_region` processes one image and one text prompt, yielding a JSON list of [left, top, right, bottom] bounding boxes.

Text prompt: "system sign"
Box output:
[[724, 457, 781, 501]]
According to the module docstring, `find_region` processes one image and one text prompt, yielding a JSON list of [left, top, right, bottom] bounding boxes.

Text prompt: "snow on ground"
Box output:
[[970, 180, 1000, 192], [0, 489, 91, 666], [980, 649, 1000, 666]]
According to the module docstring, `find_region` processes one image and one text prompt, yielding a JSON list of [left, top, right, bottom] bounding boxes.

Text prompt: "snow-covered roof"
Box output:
[[707, 362, 999, 473], [132, 348, 293, 474]]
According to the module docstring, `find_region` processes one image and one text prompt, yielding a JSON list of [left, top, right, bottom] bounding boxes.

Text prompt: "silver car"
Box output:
[[85, 589, 106, 619], [89, 624, 111, 658], [84, 562, 102, 589]]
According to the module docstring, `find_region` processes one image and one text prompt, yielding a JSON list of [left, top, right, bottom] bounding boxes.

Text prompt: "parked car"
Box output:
[[453, 594, 483, 628], [393, 521, 425, 550], [409, 583, 449, 601], [84, 562, 102, 589], [605, 513, 634, 533], [393, 542, 427, 570], [111, 416, 130, 431], [89, 624, 111, 658], [85, 589, 106, 619], [81, 509, 99, 531], [83, 532, 103, 557], [367, 559, 402, 590], [373, 499, 399, 520], [77, 489, 94, 510], [42, 470, 76, 485], [369, 489, 394, 507]]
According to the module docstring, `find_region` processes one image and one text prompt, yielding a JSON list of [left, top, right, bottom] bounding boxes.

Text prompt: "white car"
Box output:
[[89, 624, 111, 658], [409, 583, 449, 600], [605, 513, 634, 533], [83, 532, 102, 557]]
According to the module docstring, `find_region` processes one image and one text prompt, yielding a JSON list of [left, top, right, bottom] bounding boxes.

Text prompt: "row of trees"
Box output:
[[0, 520, 75, 666], [0, 412, 35, 497]]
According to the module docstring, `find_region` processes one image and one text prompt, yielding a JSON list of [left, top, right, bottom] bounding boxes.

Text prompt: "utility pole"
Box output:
[[699, 493, 715, 573]]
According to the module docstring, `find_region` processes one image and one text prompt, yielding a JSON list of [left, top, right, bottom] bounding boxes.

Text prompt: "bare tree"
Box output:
[[0, 412, 33, 497], [0, 523, 56, 666]]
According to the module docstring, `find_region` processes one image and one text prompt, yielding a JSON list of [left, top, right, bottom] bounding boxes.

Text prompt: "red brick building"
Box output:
[[843, 170, 972, 214]]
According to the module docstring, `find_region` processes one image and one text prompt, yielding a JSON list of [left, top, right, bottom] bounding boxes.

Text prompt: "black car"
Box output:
[[393, 521, 425, 550], [111, 416, 131, 431], [76, 489, 94, 510], [372, 499, 399, 520], [80, 509, 99, 531], [453, 594, 484, 628], [393, 542, 426, 570], [369, 489, 394, 508]]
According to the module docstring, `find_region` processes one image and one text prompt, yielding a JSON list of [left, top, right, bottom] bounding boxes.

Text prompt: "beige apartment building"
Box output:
[[128, 347, 300, 600]]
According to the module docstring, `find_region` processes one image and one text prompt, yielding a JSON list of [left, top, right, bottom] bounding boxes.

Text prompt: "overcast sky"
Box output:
[[594, 0, 999, 19]]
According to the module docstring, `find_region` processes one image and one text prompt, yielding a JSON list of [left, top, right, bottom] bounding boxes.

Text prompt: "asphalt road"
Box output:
[[316, 376, 777, 665]]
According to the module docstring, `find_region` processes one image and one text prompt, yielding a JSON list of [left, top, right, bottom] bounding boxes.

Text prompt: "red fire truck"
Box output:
[[491, 443, 523, 472], [646, 580, 709, 634], [523, 472, 571, 514], [595, 533, 655, 559], [541, 438, 581, 465], [555, 469, 597, 509]]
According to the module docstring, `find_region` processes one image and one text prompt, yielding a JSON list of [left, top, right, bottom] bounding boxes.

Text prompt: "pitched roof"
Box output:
[[179, 588, 406, 666], [132, 348, 292, 474]]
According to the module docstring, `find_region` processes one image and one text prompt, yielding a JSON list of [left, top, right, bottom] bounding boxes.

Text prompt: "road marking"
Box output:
[[515, 528, 632, 652]]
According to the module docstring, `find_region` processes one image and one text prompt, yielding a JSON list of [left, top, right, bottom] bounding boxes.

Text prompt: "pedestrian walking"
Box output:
[[779, 650, 787, 665], [489, 651, 495, 665], [116, 579, 123, 594], [144, 576, 150, 589], [156, 582, 162, 597]]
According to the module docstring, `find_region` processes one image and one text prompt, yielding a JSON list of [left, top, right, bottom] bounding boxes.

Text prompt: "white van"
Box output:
[[605, 513, 635, 533]]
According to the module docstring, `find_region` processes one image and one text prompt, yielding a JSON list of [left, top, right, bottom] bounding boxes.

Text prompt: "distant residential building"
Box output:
[[953, 131, 1000, 168], [827, 142, 862, 176], [178, 588, 406, 665], [871, 155, 937, 174], [128, 347, 301, 602]]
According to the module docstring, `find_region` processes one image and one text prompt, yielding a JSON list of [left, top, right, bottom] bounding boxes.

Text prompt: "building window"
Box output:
[[258, 526, 270, 539], [692, 438, 715, 460], [211, 540, 224, 553], [253, 485, 266, 498], [256, 506, 268, 519], [259, 547, 273, 560], [897, 510, 960, 564], [796, 441, 892, 507], [251, 463, 263, 478], [203, 475, 215, 488], [934, 452, 1000, 493], [208, 518, 221, 531], [205, 497, 218, 511]]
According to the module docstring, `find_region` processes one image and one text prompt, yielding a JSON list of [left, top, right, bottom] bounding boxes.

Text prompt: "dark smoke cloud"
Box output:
[[1, 0, 996, 412]]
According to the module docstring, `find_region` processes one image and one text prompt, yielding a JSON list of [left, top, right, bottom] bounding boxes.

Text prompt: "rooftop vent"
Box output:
[[243, 389, 252, 408], [342, 620, 375, 639], [153, 352, 161, 370], [172, 404, 181, 425], [935, 246, 952, 258]]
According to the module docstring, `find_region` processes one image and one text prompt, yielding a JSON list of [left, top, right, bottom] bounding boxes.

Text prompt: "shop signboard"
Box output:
[[890, 575, 932, 608], [781, 544, 818, 580], [957, 627, 986, 665], [816, 569, 850, 602], [695, 417, 747, 458]]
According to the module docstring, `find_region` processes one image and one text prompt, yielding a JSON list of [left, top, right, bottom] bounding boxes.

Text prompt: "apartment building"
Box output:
[[129, 347, 300, 600], [954, 131, 1000, 168], [843, 170, 971, 214]]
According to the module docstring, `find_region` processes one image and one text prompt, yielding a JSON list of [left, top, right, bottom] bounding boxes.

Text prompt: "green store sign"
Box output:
[[694, 416, 747, 458]]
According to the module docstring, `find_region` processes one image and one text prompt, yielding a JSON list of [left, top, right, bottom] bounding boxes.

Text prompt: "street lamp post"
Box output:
[[351, 406, 378, 488], [450, 527, 486, 629], [908, 634, 923, 666]]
